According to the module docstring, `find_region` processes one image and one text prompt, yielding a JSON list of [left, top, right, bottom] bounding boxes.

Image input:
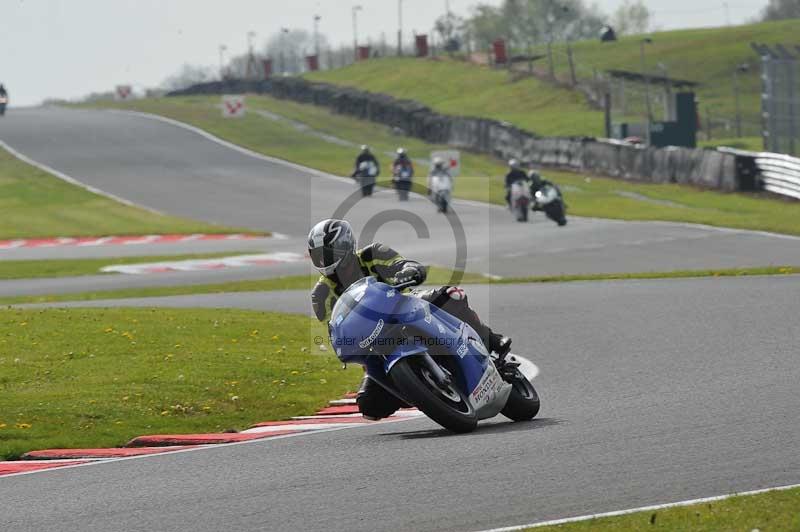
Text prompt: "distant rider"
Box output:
[[427, 157, 453, 193], [353, 145, 380, 178], [504, 159, 528, 207], [392, 147, 414, 199], [527, 167, 562, 211], [308, 219, 511, 420], [0, 84, 7, 98]]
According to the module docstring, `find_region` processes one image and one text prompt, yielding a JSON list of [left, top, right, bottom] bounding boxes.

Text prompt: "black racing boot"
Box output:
[[488, 333, 512, 359]]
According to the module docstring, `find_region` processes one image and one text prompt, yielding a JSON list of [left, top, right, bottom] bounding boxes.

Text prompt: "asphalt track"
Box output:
[[2, 107, 800, 530], [3, 276, 800, 531], [2, 107, 800, 299]]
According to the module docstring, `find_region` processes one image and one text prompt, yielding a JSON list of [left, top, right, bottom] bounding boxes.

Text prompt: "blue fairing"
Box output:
[[329, 277, 491, 393]]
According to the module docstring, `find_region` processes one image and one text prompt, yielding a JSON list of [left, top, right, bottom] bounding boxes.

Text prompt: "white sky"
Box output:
[[2, 0, 766, 106]]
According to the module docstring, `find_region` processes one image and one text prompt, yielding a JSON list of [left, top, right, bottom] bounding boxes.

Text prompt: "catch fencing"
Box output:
[[168, 79, 783, 195], [761, 55, 800, 156]]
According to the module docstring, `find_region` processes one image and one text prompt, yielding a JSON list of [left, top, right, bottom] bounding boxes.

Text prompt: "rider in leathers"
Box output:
[[308, 218, 511, 420], [504, 158, 528, 207]]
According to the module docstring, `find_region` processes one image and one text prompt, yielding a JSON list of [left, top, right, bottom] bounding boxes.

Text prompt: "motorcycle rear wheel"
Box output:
[[390, 357, 478, 433], [500, 369, 540, 421]]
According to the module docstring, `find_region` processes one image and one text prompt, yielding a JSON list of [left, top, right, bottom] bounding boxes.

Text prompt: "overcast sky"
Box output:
[[2, 0, 766, 106]]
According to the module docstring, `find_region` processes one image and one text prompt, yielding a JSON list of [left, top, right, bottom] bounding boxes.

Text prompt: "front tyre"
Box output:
[[501, 370, 540, 421], [390, 357, 477, 433]]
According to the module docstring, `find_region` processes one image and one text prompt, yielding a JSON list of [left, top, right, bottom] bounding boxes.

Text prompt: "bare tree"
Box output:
[[761, 0, 800, 20], [613, 0, 651, 35], [161, 63, 216, 91]]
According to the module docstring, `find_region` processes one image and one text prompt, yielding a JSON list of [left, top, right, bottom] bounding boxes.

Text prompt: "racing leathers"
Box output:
[[311, 243, 508, 420], [504, 168, 529, 206]]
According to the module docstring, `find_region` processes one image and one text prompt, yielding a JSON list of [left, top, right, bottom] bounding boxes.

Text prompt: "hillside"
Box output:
[[306, 19, 796, 141]]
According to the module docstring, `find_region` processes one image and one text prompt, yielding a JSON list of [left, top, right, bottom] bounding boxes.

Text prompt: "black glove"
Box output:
[[394, 266, 425, 286]]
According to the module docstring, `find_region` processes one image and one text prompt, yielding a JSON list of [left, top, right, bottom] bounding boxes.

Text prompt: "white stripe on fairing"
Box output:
[[473, 482, 800, 532], [241, 423, 364, 433]]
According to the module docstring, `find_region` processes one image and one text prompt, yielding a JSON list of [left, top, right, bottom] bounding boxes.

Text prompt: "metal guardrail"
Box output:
[[718, 147, 800, 200], [756, 152, 800, 200]]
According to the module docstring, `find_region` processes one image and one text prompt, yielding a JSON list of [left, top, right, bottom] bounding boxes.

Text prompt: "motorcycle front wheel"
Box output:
[[390, 356, 477, 433], [500, 369, 540, 421]]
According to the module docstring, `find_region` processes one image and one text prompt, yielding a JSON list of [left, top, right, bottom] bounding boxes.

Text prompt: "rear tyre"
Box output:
[[390, 357, 477, 433], [500, 370, 540, 421]]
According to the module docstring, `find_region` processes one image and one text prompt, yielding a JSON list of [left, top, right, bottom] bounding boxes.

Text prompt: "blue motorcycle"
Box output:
[[329, 276, 540, 433]]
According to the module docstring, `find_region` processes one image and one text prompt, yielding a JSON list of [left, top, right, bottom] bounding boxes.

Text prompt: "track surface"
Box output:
[[2, 107, 800, 530], [2, 107, 800, 300], [3, 276, 800, 531]]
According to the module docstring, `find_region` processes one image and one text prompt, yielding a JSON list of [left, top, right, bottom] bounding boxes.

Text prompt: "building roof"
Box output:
[[605, 69, 700, 88]]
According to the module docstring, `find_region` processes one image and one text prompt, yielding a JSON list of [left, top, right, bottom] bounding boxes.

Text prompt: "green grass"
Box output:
[[0, 144, 235, 240], [308, 20, 796, 141], [547, 20, 799, 138], [0, 253, 253, 281], [2, 266, 797, 307], [0, 307, 359, 460], [0, 267, 493, 306], [699, 136, 763, 152], [528, 486, 800, 531], [307, 56, 604, 137], [81, 96, 800, 236]]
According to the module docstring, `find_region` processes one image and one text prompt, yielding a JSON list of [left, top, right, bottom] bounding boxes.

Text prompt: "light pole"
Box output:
[[352, 5, 363, 61], [218, 44, 228, 80], [246, 31, 257, 79], [734, 63, 749, 138], [397, 0, 404, 56], [280, 28, 289, 74], [313, 15, 321, 58], [640, 37, 654, 145]]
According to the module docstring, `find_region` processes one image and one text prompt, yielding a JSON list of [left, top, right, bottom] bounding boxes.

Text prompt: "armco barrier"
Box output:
[[168, 78, 768, 193], [756, 153, 800, 200]]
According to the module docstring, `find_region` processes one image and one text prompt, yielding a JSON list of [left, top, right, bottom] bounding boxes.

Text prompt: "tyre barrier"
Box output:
[[169, 78, 786, 196]]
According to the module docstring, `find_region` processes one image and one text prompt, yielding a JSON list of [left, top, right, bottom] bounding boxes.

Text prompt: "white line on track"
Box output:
[[473, 482, 800, 532], [0, 139, 166, 215], [0, 414, 422, 480], [23, 108, 797, 245]]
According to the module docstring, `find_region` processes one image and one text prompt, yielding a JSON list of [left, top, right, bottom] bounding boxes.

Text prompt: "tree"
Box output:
[[434, 12, 466, 53], [613, 0, 651, 35], [468, 4, 506, 50], [761, 0, 800, 20], [262, 29, 329, 74], [161, 64, 215, 91]]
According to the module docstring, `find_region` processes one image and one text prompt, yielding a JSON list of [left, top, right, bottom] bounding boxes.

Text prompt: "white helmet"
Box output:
[[433, 157, 445, 169], [508, 158, 520, 169], [396, 147, 406, 156]]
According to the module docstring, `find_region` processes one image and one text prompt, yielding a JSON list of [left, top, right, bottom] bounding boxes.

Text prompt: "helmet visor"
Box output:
[[309, 245, 349, 276]]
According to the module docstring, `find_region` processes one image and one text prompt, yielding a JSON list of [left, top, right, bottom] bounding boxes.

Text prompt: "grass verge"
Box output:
[[0, 307, 357, 460], [0, 143, 236, 240], [527, 486, 800, 531], [308, 20, 797, 140], [2, 266, 797, 307], [0, 253, 254, 281], [81, 96, 800, 236], [0, 267, 491, 306]]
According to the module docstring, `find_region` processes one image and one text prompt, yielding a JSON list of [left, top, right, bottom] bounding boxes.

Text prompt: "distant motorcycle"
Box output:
[[329, 276, 541, 433], [353, 161, 378, 197], [0, 95, 7, 116], [393, 165, 413, 201], [533, 183, 567, 226], [509, 180, 532, 222], [429, 173, 452, 213]]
